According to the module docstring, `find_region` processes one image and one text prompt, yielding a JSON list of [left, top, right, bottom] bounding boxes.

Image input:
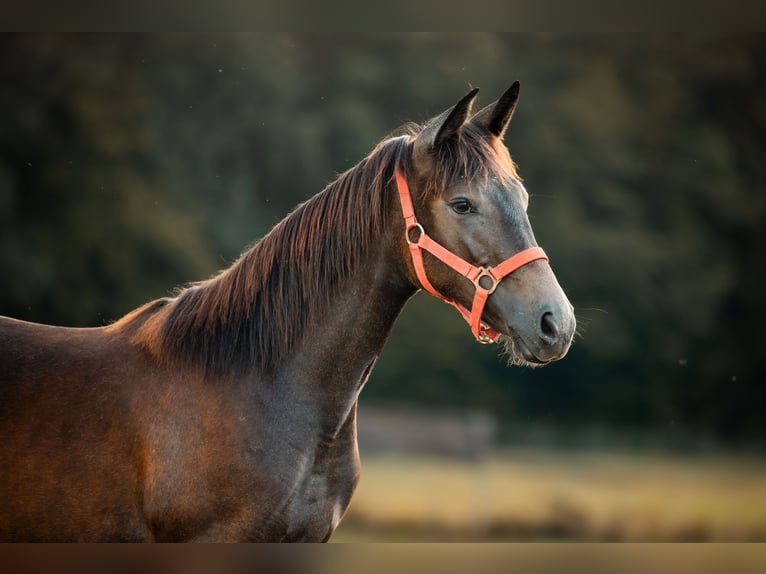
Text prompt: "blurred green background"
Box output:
[[1, 33, 765, 540]]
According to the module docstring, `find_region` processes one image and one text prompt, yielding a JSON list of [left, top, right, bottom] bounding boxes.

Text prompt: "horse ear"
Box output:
[[413, 87, 480, 158], [471, 81, 520, 138]]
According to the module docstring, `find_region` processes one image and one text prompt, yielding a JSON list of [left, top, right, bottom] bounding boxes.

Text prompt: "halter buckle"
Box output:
[[472, 267, 499, 294]]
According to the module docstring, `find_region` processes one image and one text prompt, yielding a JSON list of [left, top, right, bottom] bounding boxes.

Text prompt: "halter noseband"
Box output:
[[395, 168, 548, 344]]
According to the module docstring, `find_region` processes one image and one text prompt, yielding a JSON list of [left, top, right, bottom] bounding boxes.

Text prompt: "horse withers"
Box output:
[[0, 83, 575, 541]]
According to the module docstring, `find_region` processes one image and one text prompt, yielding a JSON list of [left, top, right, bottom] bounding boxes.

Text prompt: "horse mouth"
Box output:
[[499, 332, 555, 367]]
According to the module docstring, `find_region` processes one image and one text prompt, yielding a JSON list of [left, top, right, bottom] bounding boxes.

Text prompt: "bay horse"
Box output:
[[0, 83, 575, 541]]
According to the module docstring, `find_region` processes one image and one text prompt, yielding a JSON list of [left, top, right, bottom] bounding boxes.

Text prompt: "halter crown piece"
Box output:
[[395, 168, 548, 343]]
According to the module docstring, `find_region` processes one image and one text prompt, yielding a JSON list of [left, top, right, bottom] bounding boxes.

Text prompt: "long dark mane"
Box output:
[[141, 135, 411, 375]]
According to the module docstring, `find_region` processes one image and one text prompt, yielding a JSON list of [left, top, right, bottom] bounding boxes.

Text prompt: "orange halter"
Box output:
[[395, 168, 548, 343]]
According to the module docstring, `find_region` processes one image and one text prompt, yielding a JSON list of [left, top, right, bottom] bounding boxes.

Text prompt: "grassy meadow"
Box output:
[[333, 448, 766, 542]]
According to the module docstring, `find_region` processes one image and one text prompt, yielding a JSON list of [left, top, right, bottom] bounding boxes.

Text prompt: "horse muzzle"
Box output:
[[500, 298, 576, 366]]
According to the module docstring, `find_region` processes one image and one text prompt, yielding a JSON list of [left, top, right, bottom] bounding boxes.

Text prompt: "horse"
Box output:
[[0, 83, 575, 542]]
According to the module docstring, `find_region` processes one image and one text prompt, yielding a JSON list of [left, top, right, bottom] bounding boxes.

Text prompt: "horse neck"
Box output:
[[125, 138, 418, 437], [130, 171, 415, 437], [267, 207, 416, 441]]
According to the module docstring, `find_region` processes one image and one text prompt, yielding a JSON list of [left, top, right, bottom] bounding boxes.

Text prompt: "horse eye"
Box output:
[[450, 199, 473, 215]]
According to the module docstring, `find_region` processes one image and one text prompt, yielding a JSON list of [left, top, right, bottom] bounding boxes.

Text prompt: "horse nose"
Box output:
[[539, 311, 559, 344], [537, 305, 568, 347]]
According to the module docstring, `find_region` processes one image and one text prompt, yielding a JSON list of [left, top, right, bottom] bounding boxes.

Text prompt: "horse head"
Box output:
[[401, 83, 575, 365]]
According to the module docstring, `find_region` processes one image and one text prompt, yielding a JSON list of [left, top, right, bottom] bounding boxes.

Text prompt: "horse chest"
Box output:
[[281, 468, 347, 540], [265, 439, 359, 542], [246, 371, 364, 540]]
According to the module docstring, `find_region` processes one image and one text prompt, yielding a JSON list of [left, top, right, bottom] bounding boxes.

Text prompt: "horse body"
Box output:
[[0, 242, 411, 541], [0, 83, 576, 541]]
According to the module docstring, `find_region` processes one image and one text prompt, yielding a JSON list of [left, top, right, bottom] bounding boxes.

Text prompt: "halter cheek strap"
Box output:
[[395, 168, 548, 344]]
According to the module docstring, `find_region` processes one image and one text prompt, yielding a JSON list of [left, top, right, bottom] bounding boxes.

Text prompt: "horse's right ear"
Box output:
[[413, 88, 480, 161], [470, 81, 520, 138]]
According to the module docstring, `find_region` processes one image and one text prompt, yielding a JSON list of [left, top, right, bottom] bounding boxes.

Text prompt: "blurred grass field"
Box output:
[[332, 448, 766, 542]]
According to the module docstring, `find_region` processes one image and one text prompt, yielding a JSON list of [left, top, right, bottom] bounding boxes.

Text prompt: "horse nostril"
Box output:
[[539, 311, 559, 344]]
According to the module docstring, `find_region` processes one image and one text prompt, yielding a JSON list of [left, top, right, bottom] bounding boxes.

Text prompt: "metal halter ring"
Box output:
[[405, 223, 425, 245], [472, 267, 499, 294]]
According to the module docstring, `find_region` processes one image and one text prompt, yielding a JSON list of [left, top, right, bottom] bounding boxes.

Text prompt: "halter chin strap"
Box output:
[[395, 168, 548, 344]]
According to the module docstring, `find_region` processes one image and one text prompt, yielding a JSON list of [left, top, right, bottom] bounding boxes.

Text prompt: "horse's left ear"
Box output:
[[471, 81, 520, 138], [413, 87, 480, 160]]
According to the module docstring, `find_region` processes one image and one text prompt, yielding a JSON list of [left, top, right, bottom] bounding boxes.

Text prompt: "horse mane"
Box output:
[[129, 118, 518, 377], [137, 134, 411, 376]]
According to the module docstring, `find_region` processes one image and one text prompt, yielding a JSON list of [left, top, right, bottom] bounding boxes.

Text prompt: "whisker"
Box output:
[[569, 306, 606, 342], [577, 306, 608, 314]]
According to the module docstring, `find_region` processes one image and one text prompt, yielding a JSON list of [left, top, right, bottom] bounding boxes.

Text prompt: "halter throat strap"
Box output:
[[395, 167, 548, 343]]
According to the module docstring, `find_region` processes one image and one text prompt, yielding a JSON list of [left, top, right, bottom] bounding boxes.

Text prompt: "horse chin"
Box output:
[[498, 333, 551, 368]]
